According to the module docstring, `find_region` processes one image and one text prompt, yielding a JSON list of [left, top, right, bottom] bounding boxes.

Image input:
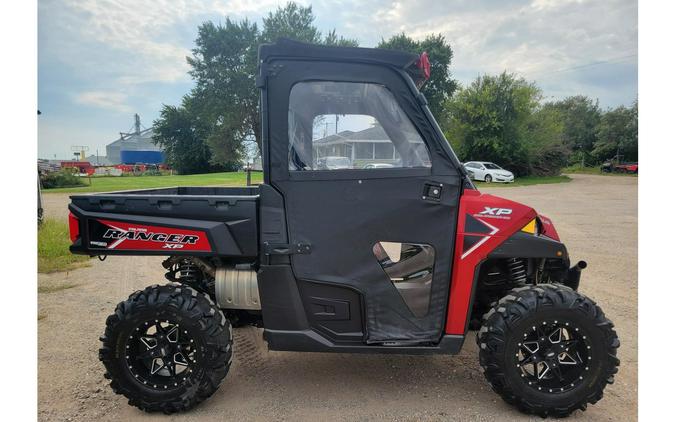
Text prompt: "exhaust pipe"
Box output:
[[565, 260, 587, 290], [575, 260, 588, 270]]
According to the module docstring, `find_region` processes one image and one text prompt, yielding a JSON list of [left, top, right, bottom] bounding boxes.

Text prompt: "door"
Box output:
[[265, 60, 463, 344], [469, 163, 484, 180]]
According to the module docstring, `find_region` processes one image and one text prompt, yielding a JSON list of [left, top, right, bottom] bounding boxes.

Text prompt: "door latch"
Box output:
[[422, 183, 443, 201], [263, 242, 312, 256]]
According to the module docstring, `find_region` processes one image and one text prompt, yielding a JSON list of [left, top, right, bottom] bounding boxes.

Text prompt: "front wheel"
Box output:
[[99, 284, 233, 413], [484, 174, 492, 183], [477, 284, 619, 418]]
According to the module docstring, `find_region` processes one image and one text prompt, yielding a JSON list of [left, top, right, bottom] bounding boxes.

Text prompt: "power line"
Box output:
[[529, 53, 637, 79]]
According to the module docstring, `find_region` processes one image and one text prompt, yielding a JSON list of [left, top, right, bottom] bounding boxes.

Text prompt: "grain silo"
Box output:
[[106, 114, 164, 164]]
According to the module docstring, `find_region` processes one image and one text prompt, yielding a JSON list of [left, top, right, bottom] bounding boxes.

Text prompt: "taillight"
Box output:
[[417, 51, 431, 80], [68, 212, 80, 243]]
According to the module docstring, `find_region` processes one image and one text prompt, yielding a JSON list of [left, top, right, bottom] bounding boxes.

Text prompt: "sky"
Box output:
[[38, 0, 638, 159]]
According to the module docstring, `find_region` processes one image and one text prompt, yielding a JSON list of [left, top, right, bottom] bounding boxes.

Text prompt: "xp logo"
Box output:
[[479, 207, 513, 216], [162, 243, 185, 249]]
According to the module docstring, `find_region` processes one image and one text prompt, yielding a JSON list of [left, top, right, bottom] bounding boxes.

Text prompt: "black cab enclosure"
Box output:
[[256, 39, 465, 349]]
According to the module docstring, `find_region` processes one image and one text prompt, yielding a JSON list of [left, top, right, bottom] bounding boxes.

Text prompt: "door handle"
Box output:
[[422, 183, 443, 201]]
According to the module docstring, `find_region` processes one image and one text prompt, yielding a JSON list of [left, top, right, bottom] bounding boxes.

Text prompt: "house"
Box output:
[[312, 124, 425, 168]]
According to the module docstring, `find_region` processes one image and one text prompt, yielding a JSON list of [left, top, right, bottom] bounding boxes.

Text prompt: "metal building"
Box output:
[[105, 114, 164, 164]]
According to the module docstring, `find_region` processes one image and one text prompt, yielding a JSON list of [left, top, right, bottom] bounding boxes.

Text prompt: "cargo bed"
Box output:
[[68, 186, 259, 258]]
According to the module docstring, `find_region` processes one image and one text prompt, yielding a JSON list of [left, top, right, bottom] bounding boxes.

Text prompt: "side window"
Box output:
[[288, 81, 432, 171]]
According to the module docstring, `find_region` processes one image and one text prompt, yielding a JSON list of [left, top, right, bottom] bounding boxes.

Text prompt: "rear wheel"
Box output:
[[477, 284, 619, 417], [99, 284, 233, 413], [484, 174, 492, 183]]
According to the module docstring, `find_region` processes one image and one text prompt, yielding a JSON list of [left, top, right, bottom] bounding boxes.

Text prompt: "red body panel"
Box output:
[[96, 219, 212, 252], [537, 214, 560, 241], [445, 190, 537, 335]]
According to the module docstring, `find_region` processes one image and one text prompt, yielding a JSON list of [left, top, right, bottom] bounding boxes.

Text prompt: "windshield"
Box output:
[[484, 163, 502, 170], [288, 81, 432, 171]]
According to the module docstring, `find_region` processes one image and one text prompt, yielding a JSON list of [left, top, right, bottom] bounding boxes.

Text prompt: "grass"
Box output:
[[43, 171, 263, 194], [38, 219, 91, 273], [473, 175, 572, 187], [562, 165, 637, 176], [42, 170, 573, 193], [562, 165, 602, 175]]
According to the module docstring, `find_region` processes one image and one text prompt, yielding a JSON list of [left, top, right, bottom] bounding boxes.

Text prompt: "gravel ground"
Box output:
[[38, 174, 637, 421]]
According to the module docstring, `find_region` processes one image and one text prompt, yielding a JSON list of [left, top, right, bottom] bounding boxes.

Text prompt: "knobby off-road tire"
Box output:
[[477, 284, 619, 418], [99, 284, 233, 414]]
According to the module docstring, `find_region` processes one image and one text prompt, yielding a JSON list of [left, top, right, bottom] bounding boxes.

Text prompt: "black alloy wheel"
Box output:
[[516, 320, 590, 394], [100, 284, 233, 413], [477, 284, 619, 417], [125, 319, 197, 390]]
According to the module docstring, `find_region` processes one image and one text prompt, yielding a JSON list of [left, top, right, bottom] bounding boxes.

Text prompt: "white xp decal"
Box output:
[[162, 243, 185, 249], [479, 207, 513, 216]]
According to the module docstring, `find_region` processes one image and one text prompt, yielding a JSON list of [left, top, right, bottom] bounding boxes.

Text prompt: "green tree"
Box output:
[[524, 106, 569, 176], [323, 28, 359, 47], [261, 2, 321, 43], [547, 95, 601, 164], [592, 100, 638, 162], [152, 102, 215, 174], [154, 2, 357, 169], [186, 18, 261, 160], [445, 72, 541, 175], [378, 33, 457, 121]]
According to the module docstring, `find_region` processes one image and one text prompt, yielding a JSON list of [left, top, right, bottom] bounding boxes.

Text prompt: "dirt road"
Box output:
[[38, 174, 637, 421]]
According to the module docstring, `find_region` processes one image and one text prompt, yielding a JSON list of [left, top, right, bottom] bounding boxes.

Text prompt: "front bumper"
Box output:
[[494, 175, 514, 183]]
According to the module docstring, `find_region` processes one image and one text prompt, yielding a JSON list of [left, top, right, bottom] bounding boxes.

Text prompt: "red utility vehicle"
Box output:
[[68, 39, 619, 417]]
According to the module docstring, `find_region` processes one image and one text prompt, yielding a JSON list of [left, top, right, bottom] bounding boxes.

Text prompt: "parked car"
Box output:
[[363, 162, 395, 169], [316, 156, 352, 170], [463, 161, 514, 183], [601, 160, 638, 174]]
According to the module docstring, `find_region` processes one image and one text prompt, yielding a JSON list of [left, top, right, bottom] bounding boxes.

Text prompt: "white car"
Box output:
[[363, 163, 395, 169], [463, 161, 514, 183]]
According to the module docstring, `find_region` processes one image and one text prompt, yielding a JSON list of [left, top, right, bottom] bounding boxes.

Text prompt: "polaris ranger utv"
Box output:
[[68, 39, 619, 417]]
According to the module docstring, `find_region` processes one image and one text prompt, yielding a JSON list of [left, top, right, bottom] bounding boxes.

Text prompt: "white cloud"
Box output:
[[74, 91, 132, 113], [42, 0, 295, 86], [315, 0, 637, 106]]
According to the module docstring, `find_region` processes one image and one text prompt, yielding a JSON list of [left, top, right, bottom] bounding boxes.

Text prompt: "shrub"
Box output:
[[142, 169, 163, 176], [528, 143, 570, 176], [40, 170, 86, 189]]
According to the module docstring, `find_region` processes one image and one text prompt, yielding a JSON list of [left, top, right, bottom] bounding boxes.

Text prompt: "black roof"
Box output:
[[259, 38, 419, 70]]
